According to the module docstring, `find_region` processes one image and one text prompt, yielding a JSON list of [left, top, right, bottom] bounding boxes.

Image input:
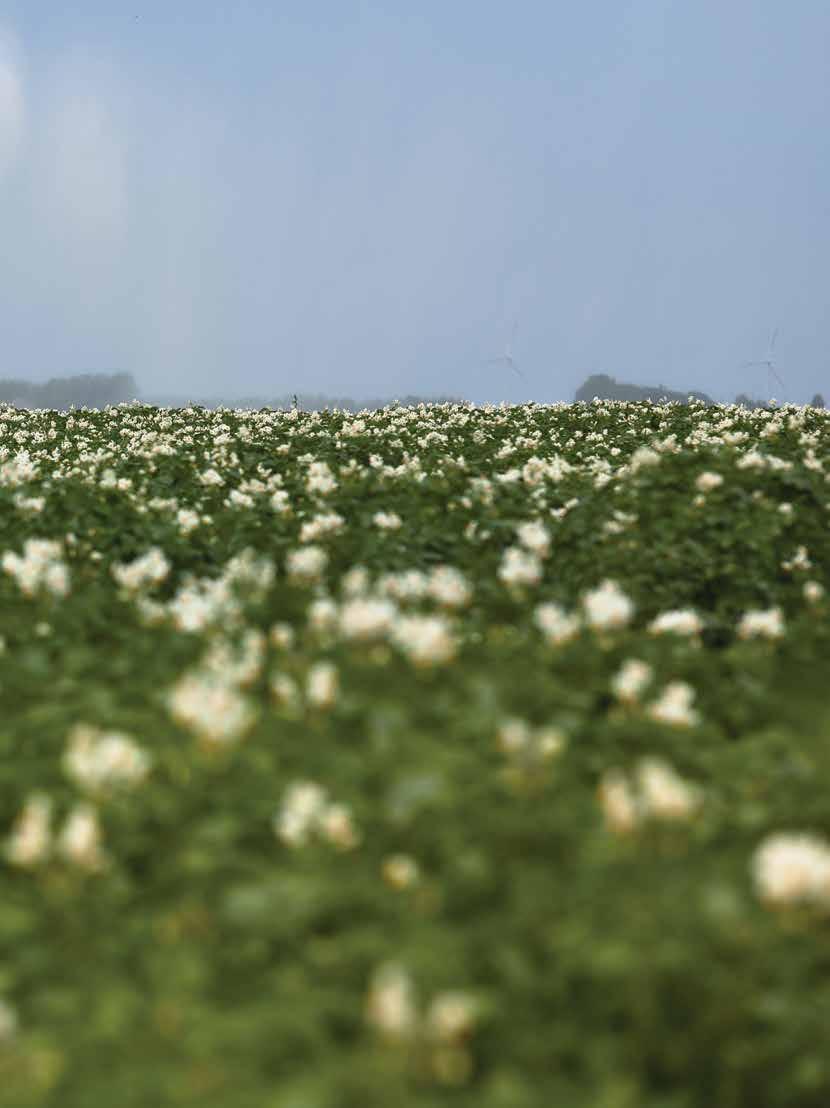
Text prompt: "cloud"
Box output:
[[0, 29, 25, 176]]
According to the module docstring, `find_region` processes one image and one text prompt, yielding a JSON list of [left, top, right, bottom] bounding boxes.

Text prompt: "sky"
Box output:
[[0, 1, 829, 405]]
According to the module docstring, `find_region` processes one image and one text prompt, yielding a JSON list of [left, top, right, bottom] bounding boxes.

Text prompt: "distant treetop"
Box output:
[[574, 373, 714, 405]]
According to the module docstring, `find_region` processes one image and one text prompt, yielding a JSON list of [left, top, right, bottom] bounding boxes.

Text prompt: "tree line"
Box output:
[[575, 373, 824, 408], [0, 373, 139, 410]]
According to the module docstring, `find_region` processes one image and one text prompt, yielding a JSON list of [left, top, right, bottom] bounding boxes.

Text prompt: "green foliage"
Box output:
[[0, 398, 827, 1106]]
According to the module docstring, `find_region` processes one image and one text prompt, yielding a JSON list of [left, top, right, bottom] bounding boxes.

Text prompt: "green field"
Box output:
[[0, 398, 829, 1106]]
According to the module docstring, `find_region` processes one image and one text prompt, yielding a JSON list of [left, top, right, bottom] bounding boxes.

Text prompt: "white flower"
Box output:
[[2, 539, 70, 598], [269, 622, 295, 649], [13, 493, 44, 513], [753, 833, 830, 909], [516, 520, 551, 557], [498, 546, 543, 589], [5, 793, 52, 867], [286, 545, 328, 584], [611, 659, 653, 703], [427, 566, 472, 608], [199, 467, 225, 487], [781, 546, 812, 573], [536, 726, 567, 760], [497, 718, 532, 754], [627, 446, 660, 472], [306, 461, 337, 496], [534, 602, 580, 645], [339, 597, 397, 641], [300, 513, 345, 543], [63, 725, 151, 793], [582, 580, 634, 631], [366, 963, 418, 1040], [597, 771, 640, 834], [167, 671, 255, 745], [647, 681, 699, 727], [307, 597, 339, 633], [599, 760, 701, 833], [341, 566, 371, 597], [392, 614, 456, 666], [226, 489, 255, 509], [695, 471, 723, 492], [319, 802, 360, 850], [306, 661, 339, 709], [202, 629, 266, 686], [373, 511, 402, 531], [270, 672, 300, 708], [111, 547, 171, 592], [57, 804, 107, 872], [737, 607, 785, 640], [273, 781, 329, 847], [648, 609, 703, 636], [804, 580, 825, 604], [176, 508, 201, 534], [269, 489, 291, 514], [636, 759, 702, 821]]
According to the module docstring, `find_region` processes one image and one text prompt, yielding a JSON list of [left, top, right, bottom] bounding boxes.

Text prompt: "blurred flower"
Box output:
[[804, 580, 825, 604], [737, 608, 785, 640], [583, 580, 634, 631], [648, 609, 703, 636], [286, 546, 328, 584], [498, 546, 542, 589], [382, 854, 420, 889], [695, 471, 723, 492], [319, 802, 360, 850], [57, 804, 107, 872], [426, 991, 478, 1043], [306, 661, 339, 709], [5, 793, 52, 867], [373, 510, 402, 531], [598, 771, 640, 834], [516, 520, 551, 558], [366, 963, 418, 1040], [534, 603, 580, 645], [647, 681, 699, 727], [753, 833, 830, 910], [63, 724, 151, 793], [636, 759, 702, 821], [611, 659, 653, 703], [392, 614, 456, 666]]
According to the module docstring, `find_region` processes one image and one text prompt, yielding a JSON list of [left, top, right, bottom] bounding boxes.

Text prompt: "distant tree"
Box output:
[[0, 379, 36, 405], [811, 392, 825, 408], [0, 373, 138, 411], [575, 374, 713, 405]]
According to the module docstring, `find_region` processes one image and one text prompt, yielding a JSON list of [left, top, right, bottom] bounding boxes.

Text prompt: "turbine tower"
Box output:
[[743, 327, 786, 403], [484, 318, 524, 380]]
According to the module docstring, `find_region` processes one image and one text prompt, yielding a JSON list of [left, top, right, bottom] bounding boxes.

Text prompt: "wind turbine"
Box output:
[[743, 327, 787, 403], [484, 318, 524, 380]]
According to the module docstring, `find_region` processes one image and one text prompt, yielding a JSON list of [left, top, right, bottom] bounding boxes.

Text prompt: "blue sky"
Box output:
[[1, 1, 828, 403]]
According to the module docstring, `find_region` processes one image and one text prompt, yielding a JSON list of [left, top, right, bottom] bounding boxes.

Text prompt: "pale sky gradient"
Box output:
[[1, 2, 828, 404]]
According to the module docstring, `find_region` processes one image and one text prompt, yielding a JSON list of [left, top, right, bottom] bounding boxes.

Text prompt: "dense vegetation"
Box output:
[[0, 397, 828, 1106]]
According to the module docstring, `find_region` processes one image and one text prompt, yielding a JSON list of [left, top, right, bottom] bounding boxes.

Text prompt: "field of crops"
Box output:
[[0, 397, 829, 1106]]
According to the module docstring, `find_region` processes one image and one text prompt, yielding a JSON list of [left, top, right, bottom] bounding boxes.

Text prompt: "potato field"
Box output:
[[0, 398, 829, 1107]]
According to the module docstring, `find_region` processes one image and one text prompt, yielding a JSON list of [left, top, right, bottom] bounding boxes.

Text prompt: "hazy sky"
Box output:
[[1, 2, 828, 404]]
